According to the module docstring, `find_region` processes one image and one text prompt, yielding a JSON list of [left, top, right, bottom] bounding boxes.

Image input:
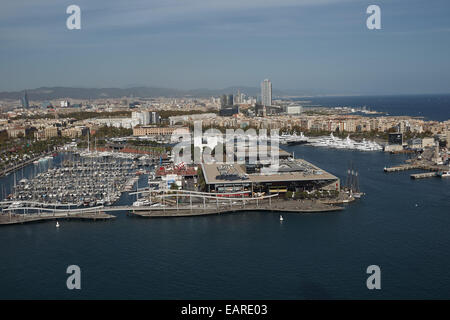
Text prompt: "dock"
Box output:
[[384, 165, 421, 172], [0, 154, 49, 178], [0, 201, 116, 225], [0, 211, 115, 225], [410, 172, 438, 179], [384, 163, 445, 173], [127, 199, 344, 218]]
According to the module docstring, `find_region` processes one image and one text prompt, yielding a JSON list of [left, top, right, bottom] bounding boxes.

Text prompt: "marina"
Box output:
[[2, 151, 148, 208], [411, 172, 438, 179], [280, 132, 383, 151]]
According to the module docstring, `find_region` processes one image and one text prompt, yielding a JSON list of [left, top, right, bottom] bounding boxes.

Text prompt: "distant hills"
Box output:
[[0, 86, 290, 101]]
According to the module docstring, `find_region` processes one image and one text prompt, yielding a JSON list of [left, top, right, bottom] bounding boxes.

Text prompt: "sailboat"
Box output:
[[346, 163, 365, 198]]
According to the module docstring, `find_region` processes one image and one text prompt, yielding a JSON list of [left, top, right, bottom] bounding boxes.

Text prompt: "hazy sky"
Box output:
[[1, 0, 450, 95]]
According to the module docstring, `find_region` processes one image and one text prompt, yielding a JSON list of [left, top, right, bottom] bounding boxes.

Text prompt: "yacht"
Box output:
[[438, 171, 450, 178]]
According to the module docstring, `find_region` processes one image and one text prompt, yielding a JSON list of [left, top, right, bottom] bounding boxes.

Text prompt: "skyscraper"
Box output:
[[220, 94, 227, 108], [21, 91, 29, 109], [226, 94, 234, 106], [261, 79, 272, 107]]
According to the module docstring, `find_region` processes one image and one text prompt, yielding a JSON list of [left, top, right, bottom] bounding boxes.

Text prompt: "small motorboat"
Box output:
[[280, 215, 284, 221], [56, 221, 60, 228]]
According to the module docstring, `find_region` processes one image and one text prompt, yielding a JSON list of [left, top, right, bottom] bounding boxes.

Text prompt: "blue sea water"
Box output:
[[297, 94, 450, 122], [0, 146, 449, 299]]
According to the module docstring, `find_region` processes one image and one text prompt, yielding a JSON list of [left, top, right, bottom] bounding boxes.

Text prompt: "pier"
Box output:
[[384, 163, 446, 173], [125, 189, 344, 217], [0, 203, 115, 225], [410, 172, 438, 179], [384, 164, 421, 172], [129, 201, 343, 218], [0, 154, 49, 178], [0, 189, 344, 225]]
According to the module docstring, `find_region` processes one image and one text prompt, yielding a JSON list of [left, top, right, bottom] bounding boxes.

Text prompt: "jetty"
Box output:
[[410, 172, 438, 179], [125, 190, 344, 218], [0, 210, 115, 225], [129, 200, 343, 218], [0, 154, 49, 178], [384, 164, 421, 172]]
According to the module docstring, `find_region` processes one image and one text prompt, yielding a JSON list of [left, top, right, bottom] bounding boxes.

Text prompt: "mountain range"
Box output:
[[0, 86, 293, 101]]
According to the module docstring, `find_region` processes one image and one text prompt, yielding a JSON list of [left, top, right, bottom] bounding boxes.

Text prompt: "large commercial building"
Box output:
[[388, 133, 403, 145], [62, 126, 89, 138], [150, 111, 161, 124], [132, 111, 151, 125], [201, 158, 340, 195], [219, 106, 239, 117], [261, 79, 272, 107], [133, 126, 189, 137], [226, 94, 234, 107], [285, 105, 303, 115]]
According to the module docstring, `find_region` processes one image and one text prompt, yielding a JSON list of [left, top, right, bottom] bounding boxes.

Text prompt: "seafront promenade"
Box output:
[[130, 199, 344, 218], [0, 211, 115, 225], [0, 197, 344, 225]]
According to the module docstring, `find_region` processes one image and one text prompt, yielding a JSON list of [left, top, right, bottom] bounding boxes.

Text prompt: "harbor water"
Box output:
[[0, 146, 449, 299]]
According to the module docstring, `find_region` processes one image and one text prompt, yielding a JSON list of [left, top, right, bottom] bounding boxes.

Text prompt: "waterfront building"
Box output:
[[201, 159, 340, 194], [261, 79, 272, 107], [61, 126, 89, 138], [133, 126, 189, 137], [388, 133, 403, 145], [155, 164, 198, 190]]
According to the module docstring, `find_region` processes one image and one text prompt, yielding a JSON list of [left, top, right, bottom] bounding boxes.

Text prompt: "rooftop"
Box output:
[[202, 159, 338, 185]]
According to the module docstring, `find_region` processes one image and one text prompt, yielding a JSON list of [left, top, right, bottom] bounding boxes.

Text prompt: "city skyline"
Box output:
[[2, 0, 450, 95]]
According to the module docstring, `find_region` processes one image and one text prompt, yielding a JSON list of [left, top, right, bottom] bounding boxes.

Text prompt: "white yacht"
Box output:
[[438, 171, 450, 178]]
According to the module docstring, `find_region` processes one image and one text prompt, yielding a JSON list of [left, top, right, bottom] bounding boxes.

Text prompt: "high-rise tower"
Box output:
[[21, 91, 29, 109], [261, 79, 272, 107]]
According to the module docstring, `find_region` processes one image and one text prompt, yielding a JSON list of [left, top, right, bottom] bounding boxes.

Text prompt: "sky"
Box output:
[[1, 0, 450, 95]]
